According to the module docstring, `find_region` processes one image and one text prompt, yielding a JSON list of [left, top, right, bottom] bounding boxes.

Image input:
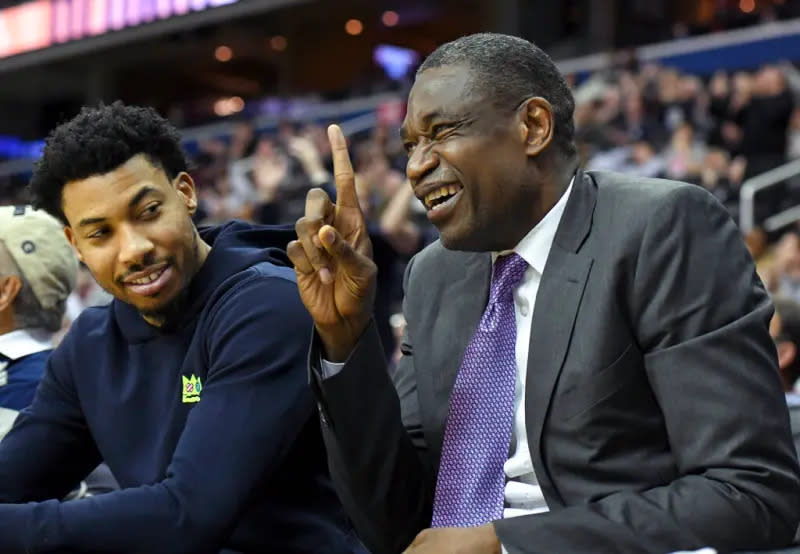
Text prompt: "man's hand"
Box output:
[[287, 125, 377, 362], [403, 525, 502, 554]]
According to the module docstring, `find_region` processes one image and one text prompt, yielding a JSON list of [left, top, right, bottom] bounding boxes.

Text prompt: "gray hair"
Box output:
[[0, 244, 64, 332]]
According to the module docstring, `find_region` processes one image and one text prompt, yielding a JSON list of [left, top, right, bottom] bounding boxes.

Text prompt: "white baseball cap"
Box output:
[[0, 205, 78, 310]]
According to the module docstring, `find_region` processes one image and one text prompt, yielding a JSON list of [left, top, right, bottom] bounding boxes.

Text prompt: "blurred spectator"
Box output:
[[65, 264, 112, 325], [764, 231, 800, 299], [745, 226, 770, 265], [771, 296, 800, 455], [696, 147, 740, 217], [228, 135, 285, 222], [0, 205, 76, 413], [788, 107, 800, 160], [663, 122, 705, 181], [587, 140, 665, 178], [771, 296, 800, 394], [738, 66, 795, 179]]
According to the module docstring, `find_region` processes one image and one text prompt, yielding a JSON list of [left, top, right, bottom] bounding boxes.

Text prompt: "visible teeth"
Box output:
[[424, 185, 460, 208], [132, 268, 163, 285]]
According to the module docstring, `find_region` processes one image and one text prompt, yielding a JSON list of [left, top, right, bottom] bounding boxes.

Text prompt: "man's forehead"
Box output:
[[404, 66, 484, 129], [66, 155, 165, 192], [409, 65, 476, 109], [62, 155, 169, 223]]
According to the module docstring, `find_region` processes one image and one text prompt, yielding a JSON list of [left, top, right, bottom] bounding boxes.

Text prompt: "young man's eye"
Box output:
[[87, 228, 108, 240], [141, 203, 161, 218]]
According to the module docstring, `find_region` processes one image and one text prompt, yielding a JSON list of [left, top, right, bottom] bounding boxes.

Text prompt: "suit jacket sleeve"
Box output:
[[494, 185, 800, 553], [311, 255, 435, 554]]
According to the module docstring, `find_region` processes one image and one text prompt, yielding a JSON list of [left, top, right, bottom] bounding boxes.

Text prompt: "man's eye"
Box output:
[[87, 229, 108, 239], [141, 204, 161, 218], [431, 124, 452, 139]]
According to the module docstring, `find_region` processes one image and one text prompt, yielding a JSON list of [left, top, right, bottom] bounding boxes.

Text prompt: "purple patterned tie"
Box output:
[[431, 253, 528, 527]]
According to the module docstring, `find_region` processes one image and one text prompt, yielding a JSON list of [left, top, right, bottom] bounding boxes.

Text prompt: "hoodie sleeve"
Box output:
[[0, 270, 315, 554]]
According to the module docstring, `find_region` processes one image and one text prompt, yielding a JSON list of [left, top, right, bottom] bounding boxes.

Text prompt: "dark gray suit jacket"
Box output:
[[311, 170, 800, 554]]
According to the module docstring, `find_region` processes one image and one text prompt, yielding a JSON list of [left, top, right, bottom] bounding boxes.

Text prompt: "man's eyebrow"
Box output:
[[77, 217, 106, 228], [77, 186, 160, 227], [128, 186, 159, 209], [400, 110, 452, 140]]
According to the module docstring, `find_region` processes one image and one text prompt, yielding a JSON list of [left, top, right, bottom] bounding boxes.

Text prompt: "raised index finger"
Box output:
[[327, 124, 360, 209]]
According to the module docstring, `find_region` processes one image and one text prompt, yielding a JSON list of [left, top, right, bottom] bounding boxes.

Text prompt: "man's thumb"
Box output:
[[318, 225, 369, 271]]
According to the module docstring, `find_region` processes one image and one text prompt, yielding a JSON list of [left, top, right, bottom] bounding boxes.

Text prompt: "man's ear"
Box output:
[[518, 97, 555, 157], [175, 172, 198, 216], [0, 275, 22, 312], [63, 226, 85, 264]]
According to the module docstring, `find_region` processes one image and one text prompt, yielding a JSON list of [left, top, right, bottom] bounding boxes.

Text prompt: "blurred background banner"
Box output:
[[0, 0, 244, 60]]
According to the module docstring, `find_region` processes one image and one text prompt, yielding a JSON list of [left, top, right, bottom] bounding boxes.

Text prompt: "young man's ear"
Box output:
[[0, 275, 22, 312], [175, 173, 198, 216]]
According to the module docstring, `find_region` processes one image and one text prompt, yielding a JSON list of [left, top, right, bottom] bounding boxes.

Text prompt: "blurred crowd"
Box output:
[[9, 58, 800, 375], [577, 61, 798, 221]]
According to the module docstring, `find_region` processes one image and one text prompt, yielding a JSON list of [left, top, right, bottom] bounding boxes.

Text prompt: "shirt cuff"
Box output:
[[319, 357, 345, 379], [501, 545, 509, 554]]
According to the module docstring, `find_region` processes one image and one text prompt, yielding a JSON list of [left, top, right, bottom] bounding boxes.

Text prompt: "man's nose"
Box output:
[[118, 225, 154, 267], [406, 142, 439, 186]]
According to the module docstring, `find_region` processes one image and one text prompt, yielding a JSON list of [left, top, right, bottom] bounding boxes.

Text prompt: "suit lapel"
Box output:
[[418, 252, 492, 458], [525, 170, 596, 507]]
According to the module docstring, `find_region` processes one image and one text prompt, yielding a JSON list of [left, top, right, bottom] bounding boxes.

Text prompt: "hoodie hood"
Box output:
[[113, 221, 297, 341]]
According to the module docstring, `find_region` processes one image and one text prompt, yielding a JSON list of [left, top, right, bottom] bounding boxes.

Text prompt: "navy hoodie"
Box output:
[[0, 222, 363, 553]]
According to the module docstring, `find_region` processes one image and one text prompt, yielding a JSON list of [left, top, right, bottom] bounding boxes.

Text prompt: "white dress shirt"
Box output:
[[496, 177, 573, 519]]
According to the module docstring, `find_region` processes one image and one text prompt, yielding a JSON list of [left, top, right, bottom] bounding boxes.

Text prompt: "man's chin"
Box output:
[[134, 292, 187, 329], [439, 230, 489, 252]]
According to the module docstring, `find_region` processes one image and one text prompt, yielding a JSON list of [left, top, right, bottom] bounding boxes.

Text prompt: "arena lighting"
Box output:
[[213, 96, 245, 116], [345, 18, 363, 36], [739, 0, 756, 13], [374, 44, 418, 79], [215, 45, 233, 61], [270, 35, 287, 51], [381, 10, 399, 27], [230, 96, 244, 111], [0, 0, 240, 60]]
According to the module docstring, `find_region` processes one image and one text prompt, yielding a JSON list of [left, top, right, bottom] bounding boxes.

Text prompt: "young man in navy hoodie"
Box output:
[[0, 102, 364, 553]]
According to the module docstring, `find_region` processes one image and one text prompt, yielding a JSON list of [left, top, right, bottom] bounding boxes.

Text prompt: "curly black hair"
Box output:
[[29, 101, 189, 224], [418, 33, 576, 157]]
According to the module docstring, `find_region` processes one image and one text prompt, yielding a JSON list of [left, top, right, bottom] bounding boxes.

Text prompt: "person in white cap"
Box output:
[[0, 205, 119, 498], [0, 204, 77, 413]]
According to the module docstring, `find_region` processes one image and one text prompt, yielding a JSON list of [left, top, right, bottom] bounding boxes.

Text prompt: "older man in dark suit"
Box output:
[[288, 33, 800, 554]]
